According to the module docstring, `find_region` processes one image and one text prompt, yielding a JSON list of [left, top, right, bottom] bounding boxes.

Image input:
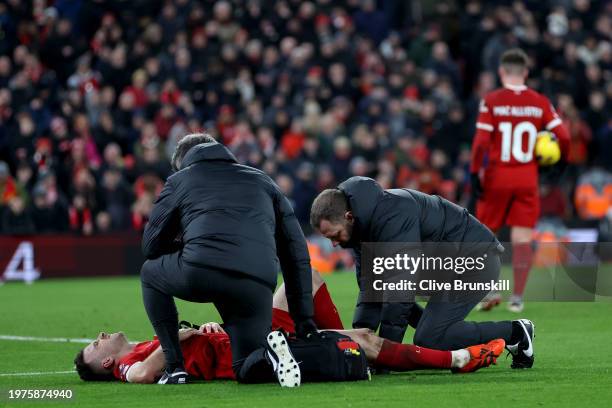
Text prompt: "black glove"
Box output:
[[294, 318, 318, 339], [470, 172, 483, 199], [352, 300, 382, 331]]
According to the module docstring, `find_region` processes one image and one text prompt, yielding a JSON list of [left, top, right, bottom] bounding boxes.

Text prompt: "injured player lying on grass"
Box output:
[[74, 271, 505, 384]]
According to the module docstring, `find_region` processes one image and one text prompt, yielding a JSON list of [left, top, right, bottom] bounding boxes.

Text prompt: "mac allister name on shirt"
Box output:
[[493, 105, 543, 117]]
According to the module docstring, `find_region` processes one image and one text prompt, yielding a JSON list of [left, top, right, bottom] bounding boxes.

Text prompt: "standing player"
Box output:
[[470, 48, 569, 312]]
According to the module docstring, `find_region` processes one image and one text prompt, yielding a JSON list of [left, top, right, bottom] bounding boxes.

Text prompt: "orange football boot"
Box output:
[[452, 339, 506, 374]]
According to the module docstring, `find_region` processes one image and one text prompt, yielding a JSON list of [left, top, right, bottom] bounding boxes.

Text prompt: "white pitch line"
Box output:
[[0, 335, 94, 377], [0, 370, 75, 377], [0, 334, 94, 344]]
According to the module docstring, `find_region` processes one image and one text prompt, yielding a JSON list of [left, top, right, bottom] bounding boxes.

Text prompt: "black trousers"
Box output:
[[140, 251, 274, 383], [412, 251, 513, 350]]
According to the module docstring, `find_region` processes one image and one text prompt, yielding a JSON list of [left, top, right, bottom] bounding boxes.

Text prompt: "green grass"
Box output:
[[1, 271, 611, 408]]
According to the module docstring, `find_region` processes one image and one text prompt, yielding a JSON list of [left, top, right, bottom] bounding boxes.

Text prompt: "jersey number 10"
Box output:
[[499, 121, 538, 163]]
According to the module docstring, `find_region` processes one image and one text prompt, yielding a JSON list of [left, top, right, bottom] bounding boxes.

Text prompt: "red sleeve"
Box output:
[[114, 353, 143, 382], [113, 341, 159, 382], [470, 98, 494, 173], [542, 97, 570, 159]]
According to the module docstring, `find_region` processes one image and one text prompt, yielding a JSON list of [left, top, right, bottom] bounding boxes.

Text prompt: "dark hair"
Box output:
[[310, 189, 349, 229], [500, 48, 529, 73], [74, 349, 114, 382], [171, 133, 217, 171]]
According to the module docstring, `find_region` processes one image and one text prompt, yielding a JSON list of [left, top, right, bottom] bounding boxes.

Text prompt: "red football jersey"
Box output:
[[113, 333, 235, 382], [470, 85, 568, 187]]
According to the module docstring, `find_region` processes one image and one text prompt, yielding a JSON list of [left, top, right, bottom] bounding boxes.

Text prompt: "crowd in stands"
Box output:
[[0, 0, 610, 236]]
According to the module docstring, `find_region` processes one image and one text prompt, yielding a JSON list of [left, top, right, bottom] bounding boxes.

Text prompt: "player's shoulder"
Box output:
[[484, 88, 507, 99], [523, 87, 551, 104], [481, 88, 510, 106]]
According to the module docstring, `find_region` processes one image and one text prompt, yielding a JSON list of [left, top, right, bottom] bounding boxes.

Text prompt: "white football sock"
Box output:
[[451, 349, 471, 368]]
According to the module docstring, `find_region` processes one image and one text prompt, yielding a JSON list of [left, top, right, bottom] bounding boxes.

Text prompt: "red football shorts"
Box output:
[[477, 167, 540, 231], [271, 308, 295, 333]]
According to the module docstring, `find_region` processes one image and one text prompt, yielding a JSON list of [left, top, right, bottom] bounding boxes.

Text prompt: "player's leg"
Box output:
[[335, 328, 502, 373], [507, 187, 539, 312], [509, 226, 533, 312], [475, 186, 511, 311], [140, 254, 186, 383], [273, 269, 344, 331], [338, 328, 451, 369]]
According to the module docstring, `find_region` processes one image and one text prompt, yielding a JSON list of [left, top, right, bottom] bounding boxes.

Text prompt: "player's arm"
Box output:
[[369, 198, 422, 342], [352, 247, 383, 331], [470, 130, 492, 174], [125, 348, 164, 384], [141, 178, 181, 259], [542, 98, 570, 159], [332, 328, 382, 361], [126, 329, 202, 384], [470, 99, 494, 196]]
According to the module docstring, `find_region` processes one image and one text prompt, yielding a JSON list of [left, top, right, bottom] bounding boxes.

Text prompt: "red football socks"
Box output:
[[313, 283, 344, 330], [375, 340, 452, 371], [512, 242, 533, 297]]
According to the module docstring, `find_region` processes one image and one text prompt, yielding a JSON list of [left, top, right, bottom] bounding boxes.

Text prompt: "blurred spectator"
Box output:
[[95, 211, 113, 234], [2, 195, 35, 235], [68, 193, 94, 236], [131, 191, 154, 232], [595, 118, 612, 171], [100, 167, 133, 231], [540, 183, 570, 220], [292, 162, 318, 227], [574, 168, 612, 221], [330, 137, 352, 182], [0, 161, 24, 205], [30, 183, 69, 233], [565, 106, 592, 166]]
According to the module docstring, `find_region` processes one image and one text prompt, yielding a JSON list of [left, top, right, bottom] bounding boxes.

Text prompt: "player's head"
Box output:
[[499, 48, 529, 84], [171, 132, 217, 172], [74, 332, 129, 381], [310, 189, 354, 248]]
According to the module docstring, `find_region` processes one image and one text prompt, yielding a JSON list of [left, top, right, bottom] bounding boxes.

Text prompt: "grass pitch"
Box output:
[[1, 271, 611, 408]]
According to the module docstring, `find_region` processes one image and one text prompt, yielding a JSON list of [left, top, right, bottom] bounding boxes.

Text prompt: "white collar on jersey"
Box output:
[[503, 83, 528, 92]]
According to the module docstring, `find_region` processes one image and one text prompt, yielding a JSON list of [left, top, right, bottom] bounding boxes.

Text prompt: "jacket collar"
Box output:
[[180, 142, 238, 169]]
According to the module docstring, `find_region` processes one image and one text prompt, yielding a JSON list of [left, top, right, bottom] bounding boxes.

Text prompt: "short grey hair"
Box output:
[[171, 133, 216, 171]]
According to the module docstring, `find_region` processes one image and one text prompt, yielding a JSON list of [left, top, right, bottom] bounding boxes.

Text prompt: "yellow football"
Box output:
[[535, 131, 561, 166]]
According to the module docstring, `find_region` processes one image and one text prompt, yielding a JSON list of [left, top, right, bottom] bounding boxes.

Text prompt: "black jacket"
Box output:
[[338, 176, 500, 340], [338, 176, 499, 250], [142, 141, 313, 323]]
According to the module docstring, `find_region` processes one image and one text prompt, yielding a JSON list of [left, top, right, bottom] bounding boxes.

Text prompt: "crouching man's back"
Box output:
[[172, 143, 285, 286]]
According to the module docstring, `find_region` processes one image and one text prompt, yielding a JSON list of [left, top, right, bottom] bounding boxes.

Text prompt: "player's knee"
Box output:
[[140, 260, 153, 282], [511, 227, 533, 243]]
